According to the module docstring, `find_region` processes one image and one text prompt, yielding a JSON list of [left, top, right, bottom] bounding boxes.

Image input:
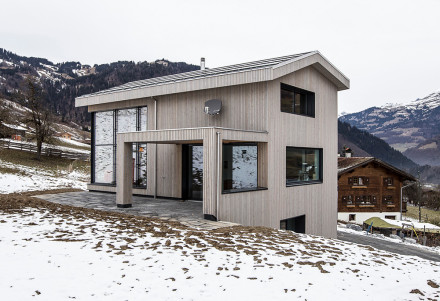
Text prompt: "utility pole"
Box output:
[[418, 171, 422, 223]]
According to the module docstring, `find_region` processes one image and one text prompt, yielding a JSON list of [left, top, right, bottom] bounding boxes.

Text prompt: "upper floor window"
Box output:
[[383, 177, 394, 186], [280, 83, 315, 117], [348, 177, 369, 186], [286, 147, 322, 186]]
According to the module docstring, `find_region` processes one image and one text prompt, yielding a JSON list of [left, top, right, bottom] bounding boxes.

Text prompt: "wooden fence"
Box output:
[[0, 140, 90, 161]]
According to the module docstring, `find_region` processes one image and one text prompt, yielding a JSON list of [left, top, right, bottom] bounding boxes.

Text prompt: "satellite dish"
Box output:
[[204, 99, 222, 115]]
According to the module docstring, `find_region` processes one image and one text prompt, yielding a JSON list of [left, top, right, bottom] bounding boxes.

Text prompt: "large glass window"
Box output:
[[286, 147, 322, 185], [223, 144, 258, 191], [117, 109, 137, 133], [94, 111, 115, 184], [281, 83, 315, 117], [93, 107, 147, 186]]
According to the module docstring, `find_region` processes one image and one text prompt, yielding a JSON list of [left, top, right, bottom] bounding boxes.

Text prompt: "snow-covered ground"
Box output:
[[0, 159, 88, 193], [0, 207, 439, 300]]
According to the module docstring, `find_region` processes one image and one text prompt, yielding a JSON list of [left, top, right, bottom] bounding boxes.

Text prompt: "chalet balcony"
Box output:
[[341, 199, 377, 208]]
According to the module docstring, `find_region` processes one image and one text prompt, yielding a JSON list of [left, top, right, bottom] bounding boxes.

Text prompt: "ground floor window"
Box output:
[[286, 147, 322, 186], [280, 215, 306, 233], [349, 214, 356, 221], [222, 143, 258, 192], [92, 107, 147, 187]]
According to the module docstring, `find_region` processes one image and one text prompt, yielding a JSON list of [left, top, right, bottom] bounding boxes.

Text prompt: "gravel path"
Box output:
[[337, 231, 440, 262]]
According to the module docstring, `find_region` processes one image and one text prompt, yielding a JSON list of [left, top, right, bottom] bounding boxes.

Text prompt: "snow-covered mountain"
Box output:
[[339, 91, 440, 155]]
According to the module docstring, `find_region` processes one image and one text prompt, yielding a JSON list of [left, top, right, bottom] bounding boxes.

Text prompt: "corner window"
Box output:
[[280, 83, 315, 117], [286, 147, 322, 186], [92, 107, 147, 186], [222, 143, 258, 192]]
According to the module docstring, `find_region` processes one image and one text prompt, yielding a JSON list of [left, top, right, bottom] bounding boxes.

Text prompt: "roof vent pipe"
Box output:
[[200, 57, 205, 70]]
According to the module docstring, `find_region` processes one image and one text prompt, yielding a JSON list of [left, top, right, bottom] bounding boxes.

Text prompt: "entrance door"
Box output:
[[182, 144, 203, 201]]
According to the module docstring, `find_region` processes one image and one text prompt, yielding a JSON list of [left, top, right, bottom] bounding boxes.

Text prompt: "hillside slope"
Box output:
[[0, 48, 199, 124], [338, 121, 418, 171]]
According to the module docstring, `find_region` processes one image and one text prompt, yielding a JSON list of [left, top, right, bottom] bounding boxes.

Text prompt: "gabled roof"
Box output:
[[76, 51, 349, 107], [338, 157, 416, 181]]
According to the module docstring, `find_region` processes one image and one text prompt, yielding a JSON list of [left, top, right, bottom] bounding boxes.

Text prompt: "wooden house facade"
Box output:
[[75, 51, 349, 238], [338, 157, 416, 224]]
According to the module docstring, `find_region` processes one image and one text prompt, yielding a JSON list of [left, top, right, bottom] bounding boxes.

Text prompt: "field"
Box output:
[[405, 204, 440, 227]]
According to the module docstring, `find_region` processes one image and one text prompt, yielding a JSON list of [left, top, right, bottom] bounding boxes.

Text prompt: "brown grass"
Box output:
[[405, 205, 440, 227]]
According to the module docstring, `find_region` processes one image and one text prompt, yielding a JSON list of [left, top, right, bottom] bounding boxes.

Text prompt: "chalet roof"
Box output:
[[337, 157, 416, 181], [75, 51, 350, 107]]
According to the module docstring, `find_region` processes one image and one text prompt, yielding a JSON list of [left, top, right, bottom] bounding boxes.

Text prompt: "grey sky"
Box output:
[[1, 0, 439, 114]]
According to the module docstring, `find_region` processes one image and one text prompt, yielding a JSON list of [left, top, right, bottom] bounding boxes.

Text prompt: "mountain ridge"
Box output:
[[0, 48, 200, 124]]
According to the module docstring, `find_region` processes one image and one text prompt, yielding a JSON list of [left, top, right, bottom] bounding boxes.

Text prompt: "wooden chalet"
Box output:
[[338, 157, 416, 224]]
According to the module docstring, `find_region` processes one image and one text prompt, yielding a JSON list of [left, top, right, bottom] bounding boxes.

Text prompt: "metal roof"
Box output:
[[77, 52, 315, 99]]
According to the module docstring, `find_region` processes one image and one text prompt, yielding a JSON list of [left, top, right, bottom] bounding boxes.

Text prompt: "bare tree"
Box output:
[[23, 77, 54, 160], [0, 99, 11, 137]]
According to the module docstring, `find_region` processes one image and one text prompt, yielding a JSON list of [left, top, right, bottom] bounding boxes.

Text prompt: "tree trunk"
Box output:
[[36, 139, 42, 161]]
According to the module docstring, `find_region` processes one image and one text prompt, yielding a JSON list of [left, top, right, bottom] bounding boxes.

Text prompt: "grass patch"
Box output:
[[405, 205, 440, 227], [0, 148, 90, 175], [0, 165, 26, 176]]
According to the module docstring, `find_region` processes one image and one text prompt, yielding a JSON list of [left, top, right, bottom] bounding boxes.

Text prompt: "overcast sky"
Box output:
[[1, 0, 439, 114]]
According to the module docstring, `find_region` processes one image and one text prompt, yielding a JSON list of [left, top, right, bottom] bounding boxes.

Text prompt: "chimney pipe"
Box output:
[[200, 57, 205, 70]]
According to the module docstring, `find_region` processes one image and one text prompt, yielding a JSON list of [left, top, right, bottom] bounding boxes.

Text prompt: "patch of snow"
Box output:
[[0, 159, 88, 193], [0, 210, 438, 300]]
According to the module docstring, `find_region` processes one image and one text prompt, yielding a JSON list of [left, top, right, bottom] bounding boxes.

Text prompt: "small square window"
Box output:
[[349, 214, 356, 222]]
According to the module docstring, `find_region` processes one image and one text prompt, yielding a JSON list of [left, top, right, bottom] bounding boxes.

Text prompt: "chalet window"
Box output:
[[280, 83, 315, 117], [222, 143, 258, 192], [92, 107, 148, 186], [349, 177, 369, 186], [286, 147, 322, 186], [349, 214, 356, 221], [355, 195, 377, 205], [342, 195, 353, 205], [383, 177, 394, 186], [383, 195, 393, 205]]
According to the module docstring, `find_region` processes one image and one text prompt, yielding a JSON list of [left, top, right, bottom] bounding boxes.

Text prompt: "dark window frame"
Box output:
[[280, 83, 315, 118], [286, 146, 323, 187], [222, 142, 264, 194], [92, 106, 148, 187]]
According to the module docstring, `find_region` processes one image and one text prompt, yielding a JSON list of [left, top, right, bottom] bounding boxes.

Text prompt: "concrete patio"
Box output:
[[35, 191, 238, 230]]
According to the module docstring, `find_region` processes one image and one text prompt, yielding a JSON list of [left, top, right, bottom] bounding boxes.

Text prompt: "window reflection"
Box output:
[[95, 145, 114, 183], [286, 147, 322, 185], [93, 107, 147, 186], [223, 144, 258, 191]]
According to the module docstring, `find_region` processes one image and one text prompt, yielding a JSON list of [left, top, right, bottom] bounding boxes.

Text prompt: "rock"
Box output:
[[346, 224, 362, 231]]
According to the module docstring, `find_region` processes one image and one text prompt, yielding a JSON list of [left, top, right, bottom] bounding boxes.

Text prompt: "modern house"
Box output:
[[75, 51, 349, 238], [338, 157, 416, 224]]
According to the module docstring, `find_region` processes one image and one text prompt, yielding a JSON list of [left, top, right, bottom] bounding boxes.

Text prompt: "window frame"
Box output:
[[222, 142, 262, 194], [286, 146, 323, 187], [92, 106, 148, 187], [280, 83, 315, 118]]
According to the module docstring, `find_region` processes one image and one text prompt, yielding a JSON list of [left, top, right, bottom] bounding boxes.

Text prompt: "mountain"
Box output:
[[0, 48, 200, 124], [338, 121, 418, 171], [403, 135, 440, 166], [338, 121, 440, 184], [339, 91, 440, 155]]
